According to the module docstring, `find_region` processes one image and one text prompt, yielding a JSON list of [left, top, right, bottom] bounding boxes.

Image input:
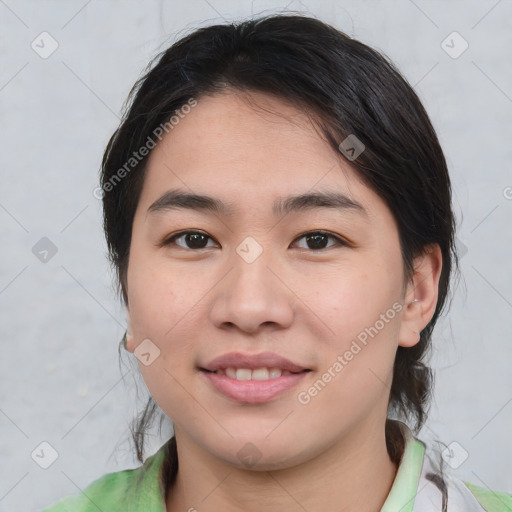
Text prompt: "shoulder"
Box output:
[[462, 480, 512, 512], [418, 451, 512, 511], [418, 453, 512, 511], [40, 442, 169, 512], [393, 421, 512, 512], [41, 469, 139, 512], [414, 460, 512, 511]]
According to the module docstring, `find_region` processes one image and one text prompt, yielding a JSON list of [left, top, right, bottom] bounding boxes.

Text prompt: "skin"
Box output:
[[124, 90, 442, 512]]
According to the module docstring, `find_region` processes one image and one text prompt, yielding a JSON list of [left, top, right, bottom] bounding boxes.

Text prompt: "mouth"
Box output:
[[199, 352, 312, 403]]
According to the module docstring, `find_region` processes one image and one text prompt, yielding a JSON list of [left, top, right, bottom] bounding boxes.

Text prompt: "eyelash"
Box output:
[[160, 230, 349, 251]]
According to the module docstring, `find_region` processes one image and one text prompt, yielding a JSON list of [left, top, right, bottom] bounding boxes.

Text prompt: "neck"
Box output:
[[166, 417, 400, 512]]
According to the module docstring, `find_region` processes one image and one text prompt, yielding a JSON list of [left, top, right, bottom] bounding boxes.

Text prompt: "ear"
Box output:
[[398, 243, 443, 348], [124, 311, 135, 353]]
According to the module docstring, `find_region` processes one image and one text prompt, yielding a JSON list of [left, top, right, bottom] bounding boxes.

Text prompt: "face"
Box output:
[[125, 90, 418, 470]]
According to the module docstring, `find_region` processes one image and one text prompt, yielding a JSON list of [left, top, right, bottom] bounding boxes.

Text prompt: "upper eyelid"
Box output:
[[164, 229, 217, 244]]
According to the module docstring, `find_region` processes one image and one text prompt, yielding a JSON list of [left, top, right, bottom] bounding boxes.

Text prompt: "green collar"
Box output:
[[380, 421, 426, 512]]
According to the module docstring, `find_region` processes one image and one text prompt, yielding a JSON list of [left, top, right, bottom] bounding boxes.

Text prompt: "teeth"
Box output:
[[225, 367, 236, 379], [269, 368, 283, 378], [235, 368, 252, 380], [216, 367, 297, 381], [252, 368, 269, 380]]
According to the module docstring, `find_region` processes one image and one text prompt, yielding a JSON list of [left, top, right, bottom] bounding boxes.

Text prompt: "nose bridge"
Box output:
[[209, 237, 294, 332]]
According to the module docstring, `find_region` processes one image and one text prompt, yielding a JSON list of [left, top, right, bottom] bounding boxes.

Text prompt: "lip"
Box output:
[[201, 371, 309, 403], [199, 351, 311, 404], [201, 351, 309, 373]]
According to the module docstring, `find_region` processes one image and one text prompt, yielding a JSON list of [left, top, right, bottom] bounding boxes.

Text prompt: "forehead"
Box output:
[[151, 90, 336, 174], [137, 91, 384, 221]]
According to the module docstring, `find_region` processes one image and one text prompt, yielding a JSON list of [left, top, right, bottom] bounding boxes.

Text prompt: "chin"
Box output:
[[207, 438, 313, 472]]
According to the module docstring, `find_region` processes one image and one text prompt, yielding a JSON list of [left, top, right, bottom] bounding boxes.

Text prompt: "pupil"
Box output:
[[187, 233, 207, 248], [307, 233, 327, 249]]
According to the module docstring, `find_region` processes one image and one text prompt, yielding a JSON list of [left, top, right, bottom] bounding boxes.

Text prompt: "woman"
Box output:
[[42, 13, 511, 512]]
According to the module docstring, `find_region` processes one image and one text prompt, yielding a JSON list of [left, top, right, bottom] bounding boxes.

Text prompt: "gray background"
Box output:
[[0, 0, 511, 510]]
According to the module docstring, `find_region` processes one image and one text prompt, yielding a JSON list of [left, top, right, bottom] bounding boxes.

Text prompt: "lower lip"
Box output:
[[201, 370, 308, 403]]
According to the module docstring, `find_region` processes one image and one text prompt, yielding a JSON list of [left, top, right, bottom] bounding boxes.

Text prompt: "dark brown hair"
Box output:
[[102, 13, 459, 491]]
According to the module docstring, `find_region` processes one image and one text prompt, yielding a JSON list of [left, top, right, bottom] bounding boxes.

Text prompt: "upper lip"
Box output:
[[201, 352, 310, 373]]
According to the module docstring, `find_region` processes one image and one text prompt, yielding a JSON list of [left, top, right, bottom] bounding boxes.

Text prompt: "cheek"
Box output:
[[304, 261, 401, 345], [295, 268, 402, 426], [126, 256, 207, 382], [127, 259, 200, 415], [127, 256, 193, 338], [297, 259, 403, 409]]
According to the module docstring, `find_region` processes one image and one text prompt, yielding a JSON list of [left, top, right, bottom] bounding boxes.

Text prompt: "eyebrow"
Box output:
[[147, 188, 367, 218]]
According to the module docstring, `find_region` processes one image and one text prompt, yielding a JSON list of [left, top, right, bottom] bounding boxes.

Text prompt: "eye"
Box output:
[[292, 230, 348, 250], [160, 230, 348, 251], [161, 230, 218, 250]]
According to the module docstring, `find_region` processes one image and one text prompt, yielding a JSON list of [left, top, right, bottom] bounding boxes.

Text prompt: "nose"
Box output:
[[208, 247, 295, 334]]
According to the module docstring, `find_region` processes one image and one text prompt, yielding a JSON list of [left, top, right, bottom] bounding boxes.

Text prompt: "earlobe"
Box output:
[[123, 331, 135, 352], [124, 313, 135, 353], [398, 244, 443, 348]]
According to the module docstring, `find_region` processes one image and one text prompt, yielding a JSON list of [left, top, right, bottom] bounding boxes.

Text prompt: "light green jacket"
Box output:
[[42, 422, 512, 511]]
